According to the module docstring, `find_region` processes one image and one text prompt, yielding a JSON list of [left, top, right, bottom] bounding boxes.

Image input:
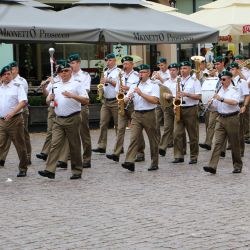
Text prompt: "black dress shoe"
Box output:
[[167, 144, 174, 148], [28, 160, 32, 165], [148, 165, 159, 171], [17, 171, 27, 177], [106, 154, 119, 162], [82, 162, 91, 168], [121, 148, 124, 154], [220, 152, 226, 157], [245, 139, 250, 144], [226, 146, 231, 150], [135, 156, 145, 162], [56, 161, 68, 169], [172, 158, 184, 163], [189, 159, 197, 164], [36, 153, 48, 161], [203, 166, 216, 174], [232, 169, 242, 174], [0, 160, 5, 166], [92, 147, 106, 153], [70, 174, 82, 179], [199, 143, 211, 150], [121, 162, 135, 172], [159, 149, 166, 156], [38, 170, 55, 179]]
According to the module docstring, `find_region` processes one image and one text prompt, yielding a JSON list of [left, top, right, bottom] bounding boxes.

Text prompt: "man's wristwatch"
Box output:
[[220, 97, 224, 102]]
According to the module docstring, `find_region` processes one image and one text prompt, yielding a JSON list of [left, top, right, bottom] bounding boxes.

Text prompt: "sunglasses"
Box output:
[[221, 78, 227, 81]]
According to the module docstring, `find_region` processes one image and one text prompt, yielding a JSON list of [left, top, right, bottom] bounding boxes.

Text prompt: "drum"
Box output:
[[201, 77, 218, 104]]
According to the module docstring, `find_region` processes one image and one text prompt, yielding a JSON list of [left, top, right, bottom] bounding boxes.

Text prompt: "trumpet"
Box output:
[[116, 72, 125, 116], [239, 58, 250, 69]]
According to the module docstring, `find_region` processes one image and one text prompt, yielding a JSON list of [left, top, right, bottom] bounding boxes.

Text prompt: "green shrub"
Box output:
[[28, 96, 47, 106]]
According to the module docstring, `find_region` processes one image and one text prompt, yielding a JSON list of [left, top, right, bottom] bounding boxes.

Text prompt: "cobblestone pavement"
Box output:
[[1, 124, 250, 250]]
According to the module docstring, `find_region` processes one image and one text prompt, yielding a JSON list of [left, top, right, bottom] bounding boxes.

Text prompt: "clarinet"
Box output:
[[124, 78, 141, 112]]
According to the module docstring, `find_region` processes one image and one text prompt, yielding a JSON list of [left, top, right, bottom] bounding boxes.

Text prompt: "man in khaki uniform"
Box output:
[[121, 64, 160, 172], [38, 62, 89, 179], [203, 71, 243, 174], [152, 58, 171, 146], [0, 61, 31, 166], [0, 65, 28, 177], [106, 56, 145, 162], [36, 60, 69, 168], [92, 53, 120, 153], [68, 53, 92, 168], [172, 61, 201, 164]]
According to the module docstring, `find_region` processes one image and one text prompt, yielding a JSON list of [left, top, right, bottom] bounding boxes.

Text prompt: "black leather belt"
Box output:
[[134, 109, 155, 114], [181, 105, 197, 109], [105, 98, 116, 101], [219, 111, 239, 118], [0, 112, 22, 120], [57, 111, 80, 118]]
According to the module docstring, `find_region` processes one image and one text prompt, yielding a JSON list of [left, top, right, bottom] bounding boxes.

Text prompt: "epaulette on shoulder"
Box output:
[[133, 71, 139, 76], [82, 71, 89, 75], [19, 77, 24, 81], [13, 82, 21, 87]]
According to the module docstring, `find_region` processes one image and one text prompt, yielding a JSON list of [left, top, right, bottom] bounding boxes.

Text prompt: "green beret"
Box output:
[[213, 56, 224, 63], [9, 61, 18, 68], [138, 64, 150, 71], [179, 61, 192, 67], [168, 63, 179, 69], [56, 59, 66, 66], [234, 55, 244, 60], [229, 62, 239, 69], [121, 56, 133, 63], [105, 53, 116, 60], [68, 53, 81, 62], [0, 65, 11, 76], [157, 57, 167, 64], [57, 62, 71, 73], [220, 70, 233, 78]]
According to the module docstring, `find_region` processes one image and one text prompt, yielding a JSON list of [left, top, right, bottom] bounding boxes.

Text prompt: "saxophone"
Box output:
[[173, 76, 182, 122], [116, 72, 125, 116], [96, 68, 105, 101]]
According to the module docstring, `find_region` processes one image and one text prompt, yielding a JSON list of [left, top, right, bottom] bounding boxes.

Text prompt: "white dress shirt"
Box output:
[[233, 75, 249, 103], [127, 78, 160, 111], [115, 70, 139, 93], [72, 69, 91, 92], [180, 75, 202, 106], [163, 77, 177, 98], [213, 86, 240, 114], [51, 78, 89, 117], [0, 81, 27, 117], [12, 74, 28, 95], [103, 66, 121, 99]]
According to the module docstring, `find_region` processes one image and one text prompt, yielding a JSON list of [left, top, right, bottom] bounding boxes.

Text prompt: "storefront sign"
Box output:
[[219, 35, 232, 42], [243, 25, 250, 34]]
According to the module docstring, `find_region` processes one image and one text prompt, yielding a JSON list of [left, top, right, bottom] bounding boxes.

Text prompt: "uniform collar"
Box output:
[[107, 65, 117, 72], [73, 69, 82, 76]]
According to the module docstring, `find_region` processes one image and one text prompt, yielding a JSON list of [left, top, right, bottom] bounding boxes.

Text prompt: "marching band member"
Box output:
[[0, 65, 28, 177], [158, 63, 178, 157], [38, 62, 89, 179], [68, 53, 92, 169], [0, 61, 31, 166], [172, 61, 201, 164], [121, 64, 160, 172], [234, 55, 250, 80], [203, 71, 243, 174], [106, 56, 145, 162], [153, 58, 171, 146], [229, 62, 250, 157], [36, 59, 69, 168], [92, 53, 120, 154]]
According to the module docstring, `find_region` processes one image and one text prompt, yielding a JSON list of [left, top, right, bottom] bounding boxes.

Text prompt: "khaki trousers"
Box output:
[[46, 114, 82, 175], [113, 106, 145, 156], [0, 107, 31, 162], [125, 110, 159, 167], [174, 106, 199, 160], [208, 114, 242, 170], [41, 107, 69, 162], [204, 111, 219, 147], [80, 106, 92, 163], [98, 99, 118, 149], [243, 104, 249, 140], [159, 105, 174, 151], [0, 114, 28, 171]]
